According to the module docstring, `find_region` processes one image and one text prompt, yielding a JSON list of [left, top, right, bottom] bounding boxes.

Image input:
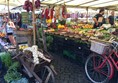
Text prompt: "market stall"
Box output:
[[38, 1, 118, 83], [0, 0, 118, 83], [0, 0, 56, 83]]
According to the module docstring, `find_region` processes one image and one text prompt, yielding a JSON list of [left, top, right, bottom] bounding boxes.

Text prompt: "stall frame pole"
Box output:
[[7, 0, 10, 19], [86, 7, 88, 23], [32, 0, 36, 45]]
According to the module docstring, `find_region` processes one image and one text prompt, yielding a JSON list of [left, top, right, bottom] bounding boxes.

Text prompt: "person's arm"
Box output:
[[17, 17, 20, 22], [93, 17, 98, 26], [0, 23, 6, 30], [107, 16, 110, 24]]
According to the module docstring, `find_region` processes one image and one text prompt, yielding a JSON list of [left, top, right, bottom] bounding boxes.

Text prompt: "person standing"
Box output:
[[6, 19, 16, 46], [93, 8, 105, 28], [17, 13, 22, 28], [108, 11, 115, 26]]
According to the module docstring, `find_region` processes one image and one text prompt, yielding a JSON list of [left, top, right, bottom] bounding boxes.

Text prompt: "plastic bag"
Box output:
[[11, 78, 29, 83]]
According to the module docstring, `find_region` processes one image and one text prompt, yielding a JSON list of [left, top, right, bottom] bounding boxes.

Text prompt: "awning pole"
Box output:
[[86, 7, 88, 23], [7, 0, 10, 19], [32, 0, 36, 45]]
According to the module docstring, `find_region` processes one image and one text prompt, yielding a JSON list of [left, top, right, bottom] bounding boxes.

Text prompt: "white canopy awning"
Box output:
[[42, 0, 118, 10], [0, 0, 24, 6], [0, 0, 117, 11]]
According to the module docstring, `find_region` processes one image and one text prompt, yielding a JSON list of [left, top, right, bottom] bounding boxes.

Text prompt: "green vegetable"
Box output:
[[38, 28, 46, 37], [46, 36, 53, 48], [4, 62, 21, 83], [0, 52, 12, 68], [59, 20, 66, 25]]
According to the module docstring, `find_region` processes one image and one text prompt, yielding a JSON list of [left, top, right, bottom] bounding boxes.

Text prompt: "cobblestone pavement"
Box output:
[[51, 53, 91, 83], [51, 53, 118, 83]]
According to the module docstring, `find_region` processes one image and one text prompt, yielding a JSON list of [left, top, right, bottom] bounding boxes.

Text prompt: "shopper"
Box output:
[[93, 8, 105, 28], [6, 19, 16, 46], [108, 11, 115, 26], [17, 13, 22, 28], [0, 16, 8, 36]]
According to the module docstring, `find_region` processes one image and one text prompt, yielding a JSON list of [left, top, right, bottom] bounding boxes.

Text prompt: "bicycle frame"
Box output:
[[108, 50, 118, 70], [95, 49, 118, 80], [86, 41, 118, 83]]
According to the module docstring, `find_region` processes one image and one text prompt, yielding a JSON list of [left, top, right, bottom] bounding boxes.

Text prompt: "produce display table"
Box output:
[[45, 29, 117, 64], [47, 31, 90, 42], [46, 32, 91, 64]]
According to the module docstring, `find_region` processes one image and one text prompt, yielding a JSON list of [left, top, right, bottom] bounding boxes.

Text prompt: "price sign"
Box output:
[[19, 44, 28, 50]]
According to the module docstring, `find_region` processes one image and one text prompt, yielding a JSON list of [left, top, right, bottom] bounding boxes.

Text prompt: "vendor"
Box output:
[[93, 8, 105, 28], [108, 11, 115, 26], [6, 19, 16, 46]]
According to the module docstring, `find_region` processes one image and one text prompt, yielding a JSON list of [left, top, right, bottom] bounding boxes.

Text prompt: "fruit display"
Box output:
[[47, 25, 118, 42], [78, 24, 84, 27], [58, 24, 65, 29], [0, 32, 6, 37], [46, 19, 52, 24], [67, 23, 93, 29], [45, 19, 118, 43], [82, 24, 93, 29], [46, 28, 55, 32]]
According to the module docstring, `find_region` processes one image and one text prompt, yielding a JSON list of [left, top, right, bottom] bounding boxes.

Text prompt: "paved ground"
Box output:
[[0, 44, 117, 83], [51, 53, 91, 83], [51, 53, 118, 83]]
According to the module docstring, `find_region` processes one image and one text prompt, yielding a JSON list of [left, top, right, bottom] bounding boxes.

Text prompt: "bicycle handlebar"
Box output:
[[112, 41, 118, 45], [111, 41, 118, 52]]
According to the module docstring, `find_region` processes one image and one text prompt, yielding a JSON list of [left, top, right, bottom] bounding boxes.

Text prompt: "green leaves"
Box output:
[[4, 62, 21, 83], [0, 52, 12, 68], [46, 36, 53, 48]]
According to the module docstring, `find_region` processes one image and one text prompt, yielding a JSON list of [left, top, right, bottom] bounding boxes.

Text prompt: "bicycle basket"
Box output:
[[90, 40, 110, 55]]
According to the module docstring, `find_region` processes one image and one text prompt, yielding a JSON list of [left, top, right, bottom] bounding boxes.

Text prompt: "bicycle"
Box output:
[[85, 40, 118, 83]]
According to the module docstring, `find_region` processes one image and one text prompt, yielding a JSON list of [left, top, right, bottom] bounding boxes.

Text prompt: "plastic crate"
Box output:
[[90, 40, 109, 55]]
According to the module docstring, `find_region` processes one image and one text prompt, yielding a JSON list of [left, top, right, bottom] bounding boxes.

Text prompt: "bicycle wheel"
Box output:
[[85, 53, 111, 83], [37, 66, 55, 83]]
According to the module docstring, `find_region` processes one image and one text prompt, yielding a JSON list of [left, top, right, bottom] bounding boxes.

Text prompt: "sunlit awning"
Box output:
[[0, 0, 24, 6], [91, 1, 118, 7], [42, 0, 118, 10], [66, 0, 94, 5], [0, 0, 117, 10]]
